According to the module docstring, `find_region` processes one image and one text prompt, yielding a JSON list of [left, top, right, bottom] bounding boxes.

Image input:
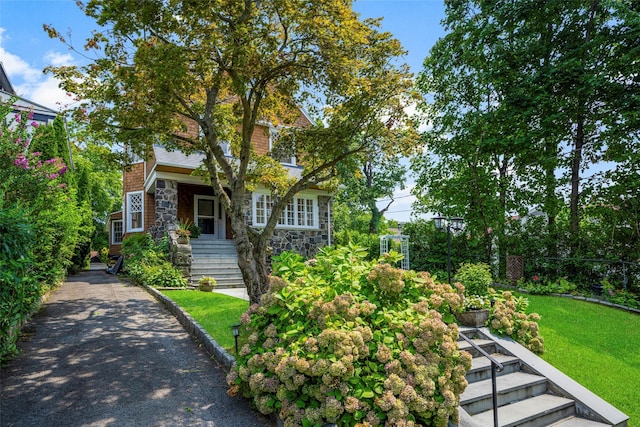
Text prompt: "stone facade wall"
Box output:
[[269, 195, 332, 258], [153, 179, 178, 236]]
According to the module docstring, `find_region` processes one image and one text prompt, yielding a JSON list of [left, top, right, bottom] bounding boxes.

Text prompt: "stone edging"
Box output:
[[513, 287, 640, 315], [144, 285, 236, 372]]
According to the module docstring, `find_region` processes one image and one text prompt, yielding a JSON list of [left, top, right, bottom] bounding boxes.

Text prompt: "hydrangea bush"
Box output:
[[488, 290, 544, 354], [227, 245, 472, 427]]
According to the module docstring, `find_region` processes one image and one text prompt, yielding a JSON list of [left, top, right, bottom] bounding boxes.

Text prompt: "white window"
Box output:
[[269, 127, 296, 166], [126, 191, 144, 232], [112, 220, 123, 244], [253, 192, 317, 228], [220, 141, 232, 156]]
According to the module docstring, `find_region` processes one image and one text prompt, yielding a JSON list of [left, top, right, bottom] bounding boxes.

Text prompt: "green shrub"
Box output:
[[228, 245, 470, 427], [455, 262, 492, 296], [120, 233, 185, 288], [523, 277, 577, 295], [0, 200, 39, 361], [99, 247, 110, 264], [488, 290, 544, 354], [143, 262, 187, 288]]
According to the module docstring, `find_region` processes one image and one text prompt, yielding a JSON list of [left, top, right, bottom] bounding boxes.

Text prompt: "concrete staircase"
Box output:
[[190, 239, 244, 289], [458, 327, 628, 427]]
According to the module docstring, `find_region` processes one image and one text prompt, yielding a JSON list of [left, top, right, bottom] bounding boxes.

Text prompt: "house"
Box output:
[[108, 114, 334, 285], [0, 62, 59, 126]]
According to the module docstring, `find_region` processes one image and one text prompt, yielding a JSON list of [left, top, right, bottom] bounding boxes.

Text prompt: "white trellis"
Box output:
[[379, 235, 410, 270]]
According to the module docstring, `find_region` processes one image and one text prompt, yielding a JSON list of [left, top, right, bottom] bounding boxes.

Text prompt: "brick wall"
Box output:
[[253, 124, 270, 155]]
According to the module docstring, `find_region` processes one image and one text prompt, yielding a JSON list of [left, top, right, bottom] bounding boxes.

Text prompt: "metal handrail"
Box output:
[[459, 331, 504, 427]]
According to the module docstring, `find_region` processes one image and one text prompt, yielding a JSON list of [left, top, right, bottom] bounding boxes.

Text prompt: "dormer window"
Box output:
[[269, 126, 296, 166]]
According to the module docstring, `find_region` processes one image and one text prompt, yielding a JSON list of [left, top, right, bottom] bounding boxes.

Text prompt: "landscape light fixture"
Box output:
[[231, 323, 241, 354], [433, 215, 464, 285]]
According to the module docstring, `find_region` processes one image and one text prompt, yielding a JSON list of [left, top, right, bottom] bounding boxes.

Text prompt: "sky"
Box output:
[[0, 0, 448, 223]]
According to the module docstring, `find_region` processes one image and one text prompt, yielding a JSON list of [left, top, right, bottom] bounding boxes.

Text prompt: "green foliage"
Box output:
[[488, 291, 543, 354], [99, 247, 110, 264], [414, 0, 640, 281], [0, 199, 38, 361], [401, 219, 481, 276], [333, 229, 380, 260], [143, 263, 188, 288], [0, 99, 93, 361], [521, 277, 578, 296], [121, 233, 186, 288], [335, 149, 412, 234], [228, 245, 469, 427], [455, 262, 492, 297]]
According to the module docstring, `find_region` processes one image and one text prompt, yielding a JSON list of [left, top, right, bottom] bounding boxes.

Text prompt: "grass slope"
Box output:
[[161, 290, 250, 352], [525, 294, 640, 426]]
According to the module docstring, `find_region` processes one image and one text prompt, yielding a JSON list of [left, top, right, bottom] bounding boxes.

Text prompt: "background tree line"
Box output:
[[404, 0, 640, 290], [336, 0, 639, 291]]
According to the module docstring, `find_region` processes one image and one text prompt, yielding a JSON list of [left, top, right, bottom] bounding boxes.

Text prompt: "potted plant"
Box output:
[[456, 295, 491, 327], [198, 276, 216, 292], [454, 262, 493, 327], [176, 220, 192, 244]]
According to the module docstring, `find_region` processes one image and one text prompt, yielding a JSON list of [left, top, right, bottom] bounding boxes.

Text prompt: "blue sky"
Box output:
[[0, 0, 447, 222]]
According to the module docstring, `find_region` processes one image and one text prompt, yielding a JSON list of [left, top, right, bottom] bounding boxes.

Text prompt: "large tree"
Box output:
[[46, 0, 416, 303], [415, 0, 640, 266], [336, 146, 410, 235]]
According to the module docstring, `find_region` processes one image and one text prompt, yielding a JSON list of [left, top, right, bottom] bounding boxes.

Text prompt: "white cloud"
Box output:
[[44, 51, 74, 67], [0, 27, 76, 110]]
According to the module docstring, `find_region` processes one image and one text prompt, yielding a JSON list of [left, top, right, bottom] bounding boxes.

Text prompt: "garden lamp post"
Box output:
[[231, 323, 240, 354], [433, 215, 464, 285]]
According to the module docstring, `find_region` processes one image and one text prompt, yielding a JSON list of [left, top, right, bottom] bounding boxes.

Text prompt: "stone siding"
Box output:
[[269, 196, 332, 258], [153, 179, 178, 236]]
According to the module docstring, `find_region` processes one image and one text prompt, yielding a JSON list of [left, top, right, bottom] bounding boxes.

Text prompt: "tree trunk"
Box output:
[[570, 118, 584, 252], [230, 211, 270, 306], [543, 137, 559, 258]]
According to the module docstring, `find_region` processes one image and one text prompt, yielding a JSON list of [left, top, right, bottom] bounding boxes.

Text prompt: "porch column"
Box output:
[[155, 179, 178, 235]]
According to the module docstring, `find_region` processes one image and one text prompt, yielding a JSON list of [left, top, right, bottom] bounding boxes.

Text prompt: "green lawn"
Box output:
[[524, 294, 640, 426], [161, 290, 250, 352]]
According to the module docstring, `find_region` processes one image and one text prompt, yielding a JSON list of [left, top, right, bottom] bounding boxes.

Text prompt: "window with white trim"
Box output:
[[269, 127, 296, 166], [112, 220, 123, 244], [253, 193, 317, 228], [126, 191, 144, 232]]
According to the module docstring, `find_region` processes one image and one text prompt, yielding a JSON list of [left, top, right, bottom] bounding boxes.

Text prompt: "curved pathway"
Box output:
[[0, 267, 272, 427]]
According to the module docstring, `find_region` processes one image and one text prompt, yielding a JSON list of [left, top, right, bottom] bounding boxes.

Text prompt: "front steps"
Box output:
[[458, 328, 628, 427], [190, 239, 244, 289]]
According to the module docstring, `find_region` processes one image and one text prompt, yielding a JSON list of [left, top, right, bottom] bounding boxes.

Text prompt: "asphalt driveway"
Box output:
[[0, 267, 272, 427]]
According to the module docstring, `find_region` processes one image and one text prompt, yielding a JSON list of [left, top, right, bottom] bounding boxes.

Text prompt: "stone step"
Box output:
[[191, 275, 245, 289], [466, 353, 521, 383], [458, 338, 497, 358], [461, 371, 548, 415], [191, 273, 244, 282], [190, 239, 237, 248], [192, 260, 238, 267], [471, 394, 575, 427], [190, 248, 237, 253], [549, 417, 612, 427]]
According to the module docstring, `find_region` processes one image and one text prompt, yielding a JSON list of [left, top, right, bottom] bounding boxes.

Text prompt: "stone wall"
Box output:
[[269, 195, 332, 258], [154, 179, 178, 235]]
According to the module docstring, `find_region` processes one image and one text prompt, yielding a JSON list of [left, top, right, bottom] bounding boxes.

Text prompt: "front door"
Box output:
[[194, 195, 226, 239]]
